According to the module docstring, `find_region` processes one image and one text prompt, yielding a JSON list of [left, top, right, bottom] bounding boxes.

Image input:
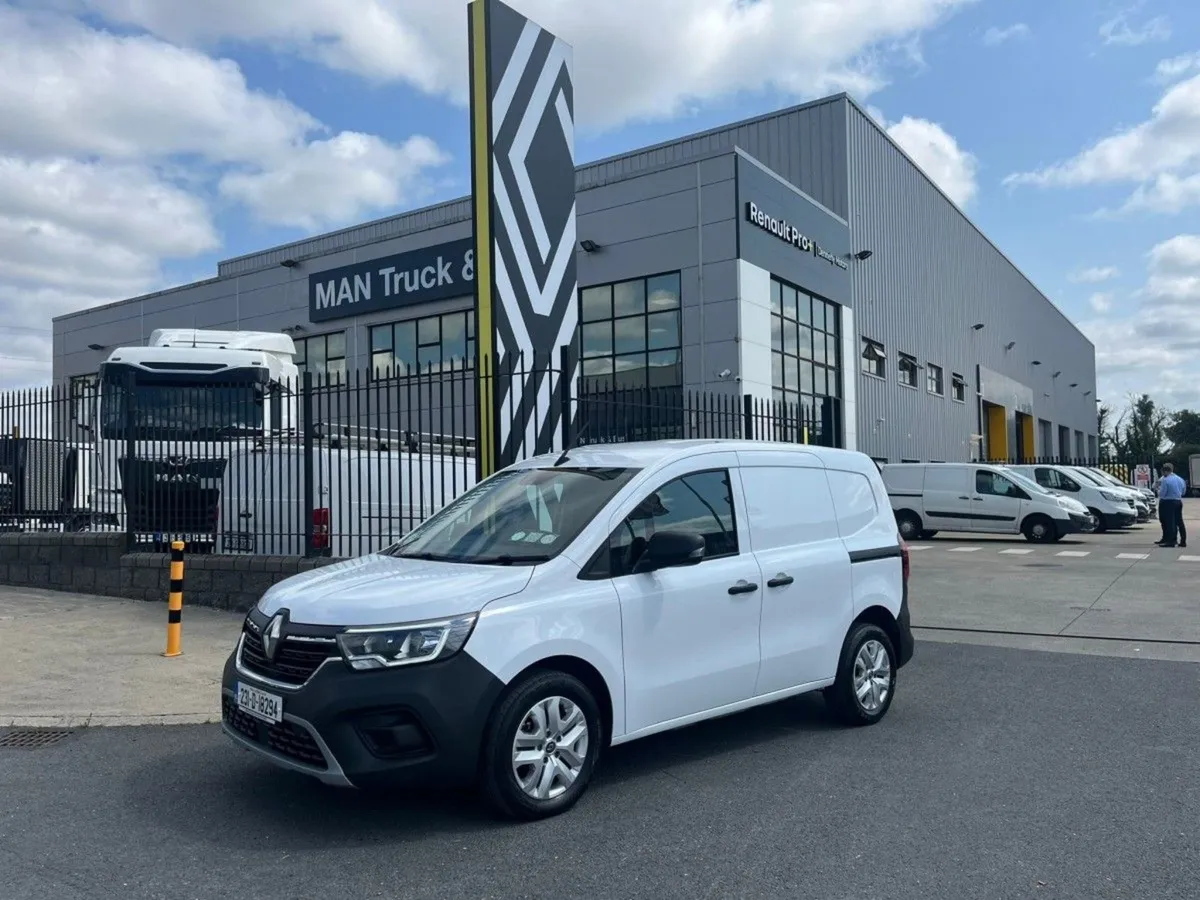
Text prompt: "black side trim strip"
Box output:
[[849, 546, 903, 564], [887, 491, 923, 498], [926, 511, 1017, 522]]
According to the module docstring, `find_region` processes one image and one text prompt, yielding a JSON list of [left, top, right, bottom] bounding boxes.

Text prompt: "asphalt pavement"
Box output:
[[3, 640, 1199, 900]]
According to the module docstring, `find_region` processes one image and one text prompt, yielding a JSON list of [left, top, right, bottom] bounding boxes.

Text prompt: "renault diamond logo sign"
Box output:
[[262, 612, 287, 661]]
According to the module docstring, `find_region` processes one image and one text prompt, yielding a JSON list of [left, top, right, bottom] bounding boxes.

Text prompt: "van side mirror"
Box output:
[[633, 530, 706, 574]]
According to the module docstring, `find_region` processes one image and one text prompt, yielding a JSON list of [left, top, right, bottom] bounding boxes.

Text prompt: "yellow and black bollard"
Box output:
[[163, 541, 185, 658]]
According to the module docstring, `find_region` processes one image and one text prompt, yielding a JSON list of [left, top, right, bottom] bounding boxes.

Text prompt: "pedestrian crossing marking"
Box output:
[[1000, 548, 1035, 555], [1179, 555, 1200, 562], [948, 547, 981, 552], [906, 545, 932, 551], [1056, 551, 1090, 557], [1116, 553, 1150, 560]]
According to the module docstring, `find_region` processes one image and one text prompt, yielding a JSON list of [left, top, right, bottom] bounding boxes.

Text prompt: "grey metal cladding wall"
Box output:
[[845, 103, 1097, 463]]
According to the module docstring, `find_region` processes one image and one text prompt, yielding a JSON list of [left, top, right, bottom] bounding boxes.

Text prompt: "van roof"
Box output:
[[515, 439, 870, 471]]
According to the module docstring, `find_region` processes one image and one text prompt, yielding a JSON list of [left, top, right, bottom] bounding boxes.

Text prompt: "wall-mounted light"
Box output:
[[1031, 360, 1042, 366], [853, 250, 874, 261], [87, 343, 106, 351], [1070, 383, 1078, 388], [1083, 390, 1092, 397], [280, 259, 300, 268], [1004, 341, 1017, 351], [971, 323, 985, 331], [579, 239, 601, 253], [1052, 371, 1062, 378]]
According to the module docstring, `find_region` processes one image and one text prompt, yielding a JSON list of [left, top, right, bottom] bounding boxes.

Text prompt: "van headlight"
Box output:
[[1100, 490, 1124, 502], [337, 614, 478, 670]]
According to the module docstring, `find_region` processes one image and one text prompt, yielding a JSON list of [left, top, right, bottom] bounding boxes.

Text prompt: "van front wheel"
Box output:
[[1022, 515, 1057, 543], [1088, 508, 1108, 533], [895, 511, 922, 542], [480, 670, 602, 821]]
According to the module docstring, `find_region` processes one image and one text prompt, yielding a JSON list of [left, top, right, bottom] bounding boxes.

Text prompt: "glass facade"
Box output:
[[294, 332, 346, 381], [369, 310, 474, 378], [770, 277, 841, 414], [578, 273, 682, 393]]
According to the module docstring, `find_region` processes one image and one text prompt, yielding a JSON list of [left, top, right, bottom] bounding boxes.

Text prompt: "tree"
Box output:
[[1097, 404, 1117, 459], [1166, 409, 1200, 450], [1116, 394, 1168, 464]]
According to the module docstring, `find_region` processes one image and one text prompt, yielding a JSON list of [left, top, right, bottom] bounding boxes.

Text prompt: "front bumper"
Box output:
[[221, 636, 505, 790], [1059, 511, 1097, 535], [1101, 511, 1138, 530]]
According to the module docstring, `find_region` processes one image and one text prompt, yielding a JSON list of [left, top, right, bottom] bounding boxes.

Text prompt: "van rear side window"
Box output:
[[825, 469, 877, 537]]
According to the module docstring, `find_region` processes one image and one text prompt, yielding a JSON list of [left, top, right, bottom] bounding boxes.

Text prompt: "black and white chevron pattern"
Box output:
[[484, 0, 578, 467]]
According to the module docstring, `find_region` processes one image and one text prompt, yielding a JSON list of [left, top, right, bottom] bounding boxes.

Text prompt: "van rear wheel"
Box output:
[[1022, 515, 1057, 543], [824, 623, 897, 727], [895, 511, 922, 542]]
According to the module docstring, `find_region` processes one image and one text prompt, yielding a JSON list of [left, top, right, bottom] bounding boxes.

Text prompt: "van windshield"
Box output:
[[1008, 470, 1053, 496], [384, 466, 639, 566]]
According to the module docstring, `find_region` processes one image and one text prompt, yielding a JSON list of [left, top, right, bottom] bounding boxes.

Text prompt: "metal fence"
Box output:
[[988, 457, 1139, 485], [0, 356, 836, 558]]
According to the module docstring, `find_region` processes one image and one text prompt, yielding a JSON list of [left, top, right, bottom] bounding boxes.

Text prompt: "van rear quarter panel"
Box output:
[[828, 467, 903, 620]]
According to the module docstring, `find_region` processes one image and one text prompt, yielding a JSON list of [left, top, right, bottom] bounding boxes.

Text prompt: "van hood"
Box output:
[[257, 554, 534, 627]]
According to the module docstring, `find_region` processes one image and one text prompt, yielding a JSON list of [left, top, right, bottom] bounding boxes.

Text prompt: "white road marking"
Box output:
[[1116, 553, 1150, 560], [1179, 555, 1200, 562], [948, 547, 981, 552], [1000, 548, 1035, 555], [906, 545, 932, 551], [1056, 550, 1090, 557]]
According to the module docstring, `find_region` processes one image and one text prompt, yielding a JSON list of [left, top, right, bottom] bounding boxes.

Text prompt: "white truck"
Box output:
[[82, 329, 475, 556], [1190, 453, 1200, 497]]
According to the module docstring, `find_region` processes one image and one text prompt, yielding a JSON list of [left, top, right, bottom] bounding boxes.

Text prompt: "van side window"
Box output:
[[976, 470, 1017, 497], [603, 469, 738, 577]]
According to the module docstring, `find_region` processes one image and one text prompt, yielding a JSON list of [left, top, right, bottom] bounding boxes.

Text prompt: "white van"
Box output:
[[880, 462, 1094, 542], [1007, 464, 1137, 532], [221, 440, 915, 820], [1063, 466, 1147, 523]]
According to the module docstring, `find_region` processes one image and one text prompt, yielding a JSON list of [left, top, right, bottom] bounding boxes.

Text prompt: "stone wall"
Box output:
[[0, 533, 339, 612]]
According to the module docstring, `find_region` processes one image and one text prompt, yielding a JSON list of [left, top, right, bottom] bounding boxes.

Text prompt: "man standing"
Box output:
[[1156, 463, 1187, 548]]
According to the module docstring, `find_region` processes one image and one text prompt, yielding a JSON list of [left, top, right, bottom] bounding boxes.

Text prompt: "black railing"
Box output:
[[0, 356, 835, 558]]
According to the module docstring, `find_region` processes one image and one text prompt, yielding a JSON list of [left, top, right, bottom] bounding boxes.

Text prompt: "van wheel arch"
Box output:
[[492, 656, 614, 752], [843, 606, 902, 662]]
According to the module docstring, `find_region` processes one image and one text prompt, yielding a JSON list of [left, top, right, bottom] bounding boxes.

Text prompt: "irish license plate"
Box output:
[[236, 683, 282, 724]]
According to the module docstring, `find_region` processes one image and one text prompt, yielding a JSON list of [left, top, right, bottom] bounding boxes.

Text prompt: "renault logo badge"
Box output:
[[262, 612, 286, 661]]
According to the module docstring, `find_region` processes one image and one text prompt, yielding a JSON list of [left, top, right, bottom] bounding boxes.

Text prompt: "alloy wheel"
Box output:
[[511, 696, 590, 800]]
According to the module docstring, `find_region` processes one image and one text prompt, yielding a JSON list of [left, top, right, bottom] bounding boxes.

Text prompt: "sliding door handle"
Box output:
[[767, 574, 794, 588], [958, 495, 970, 500], [728, 580, 759, 595]]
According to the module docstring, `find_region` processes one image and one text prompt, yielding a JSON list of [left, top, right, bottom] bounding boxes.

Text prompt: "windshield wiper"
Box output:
[[390, 550, 459, 562], [470, 554, 549, 566]]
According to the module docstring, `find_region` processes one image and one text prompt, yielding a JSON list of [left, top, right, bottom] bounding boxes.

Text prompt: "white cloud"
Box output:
[[1153, 51, 1200, 84], [61, 0, 974, 131], [0, 7, 451, 385], [1070, 266, 1120, 283], [884, 115, 979, 207], [1006, 71, 1200, 218], [220, 133, 449, 230], [1088, 292, 1115, 314], [1081, 234, 1200, 412], [983, 23, 1030, 46], [1099, 7, 1170, 46]]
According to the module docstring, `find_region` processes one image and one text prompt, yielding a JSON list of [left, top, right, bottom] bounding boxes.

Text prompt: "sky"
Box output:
[[0, 0, 1198, 418]]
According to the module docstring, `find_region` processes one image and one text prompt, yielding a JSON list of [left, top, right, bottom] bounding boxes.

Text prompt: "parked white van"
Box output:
[[1063, 466, 1147, 523], [881, 462, 1094, 542], [1006, 464, 1138, 532], [221, 440, 915, 820]]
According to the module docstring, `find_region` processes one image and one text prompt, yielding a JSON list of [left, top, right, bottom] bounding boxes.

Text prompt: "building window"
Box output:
[[951, 372, 966, 403], [370, 311, 474, 378], [578, 273, 682, 393], [926, 363, 944, 396], [294, 331, 347, 381], [860, 338, 885, 379], [770, 277, 842, 413], [898, 353, 919, 388], [69, 374, 98, 424]]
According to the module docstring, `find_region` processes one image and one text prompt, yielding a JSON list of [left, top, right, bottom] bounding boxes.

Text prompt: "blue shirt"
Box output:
[[1159, 473, 1187, 500]]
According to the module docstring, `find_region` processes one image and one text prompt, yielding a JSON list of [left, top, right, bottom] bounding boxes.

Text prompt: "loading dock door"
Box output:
[[985, 402, 1008, 461]]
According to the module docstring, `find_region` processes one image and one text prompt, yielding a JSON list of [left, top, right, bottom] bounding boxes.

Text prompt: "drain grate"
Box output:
[[0, 729, 75, 750]]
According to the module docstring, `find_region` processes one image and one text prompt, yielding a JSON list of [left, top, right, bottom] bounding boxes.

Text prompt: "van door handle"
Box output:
[[958, 495, 970, 500], [728, 580, 759, 595], [767, 574, 794, 588]]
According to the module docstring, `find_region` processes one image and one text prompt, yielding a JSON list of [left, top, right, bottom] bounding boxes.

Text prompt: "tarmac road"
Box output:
[[3, 640, 1198, 900]]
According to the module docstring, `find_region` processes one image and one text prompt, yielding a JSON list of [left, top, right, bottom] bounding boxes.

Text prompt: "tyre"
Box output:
[[480, 670, 602, 821], [1089, 508, 1107, 533], [823, 623, 897, 727], [1022, 515, 1057, 543], [895, 510, 922, 542], [918, 530, 939, 540]]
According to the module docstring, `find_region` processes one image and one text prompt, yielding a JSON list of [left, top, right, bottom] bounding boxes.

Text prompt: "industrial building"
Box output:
[[52, 93, 1099, 463]]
